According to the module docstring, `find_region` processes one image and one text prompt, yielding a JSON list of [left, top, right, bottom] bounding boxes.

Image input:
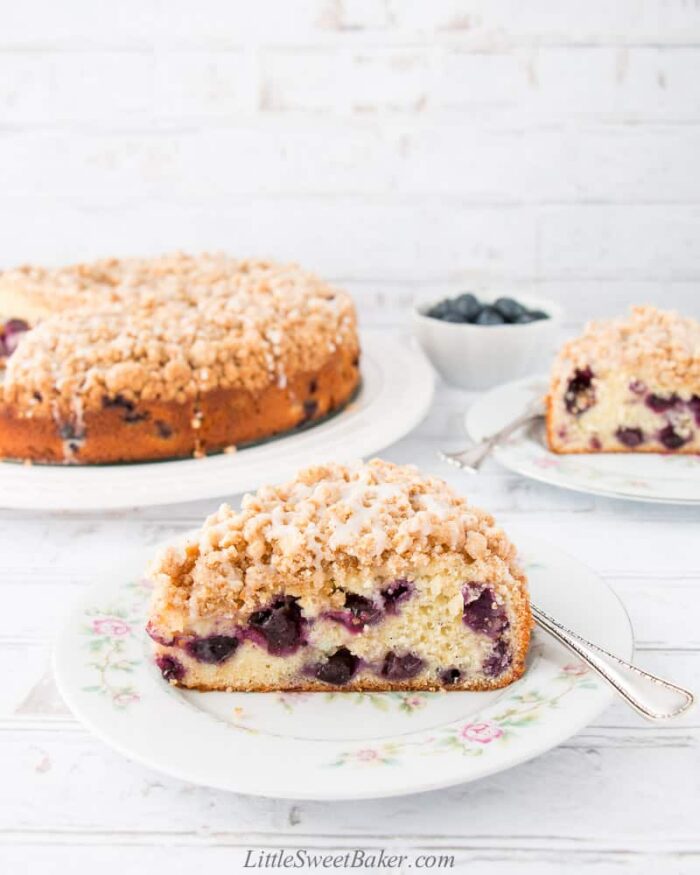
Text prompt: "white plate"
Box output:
[[53, 534, 632, 800], [0, 332, 433, 511], [466, 376, 700, 505]]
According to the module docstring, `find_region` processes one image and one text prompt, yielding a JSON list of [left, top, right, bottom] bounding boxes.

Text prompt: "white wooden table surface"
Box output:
[[1, 327, 698, 875]]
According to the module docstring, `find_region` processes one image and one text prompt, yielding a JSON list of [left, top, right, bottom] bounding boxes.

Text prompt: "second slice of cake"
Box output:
[[547, 306, 700, 454], [147, 460, 531, 692]]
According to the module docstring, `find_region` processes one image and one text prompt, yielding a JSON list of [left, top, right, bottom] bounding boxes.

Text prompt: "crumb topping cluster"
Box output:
[[150, 460, 521, 622], [552, 306, 700, 391], [0, 254, 358, 415]]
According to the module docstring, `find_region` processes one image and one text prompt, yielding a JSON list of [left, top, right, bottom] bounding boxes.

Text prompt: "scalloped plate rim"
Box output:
[[53, 534, 633, 800]]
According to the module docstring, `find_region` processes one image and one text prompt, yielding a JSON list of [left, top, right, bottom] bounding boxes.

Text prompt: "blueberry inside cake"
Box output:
[[547, 306, 700, 454], [147, 460, 532, 692]]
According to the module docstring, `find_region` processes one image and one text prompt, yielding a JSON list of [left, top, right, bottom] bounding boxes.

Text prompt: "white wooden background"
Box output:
[[2, 1, 700, 322], [1, 2, 699, 873]]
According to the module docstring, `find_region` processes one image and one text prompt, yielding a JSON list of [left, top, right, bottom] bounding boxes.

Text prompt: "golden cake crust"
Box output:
[[0, 254, 360, 463], [0, 345, 358, 463], [169, 671, 527, 694]]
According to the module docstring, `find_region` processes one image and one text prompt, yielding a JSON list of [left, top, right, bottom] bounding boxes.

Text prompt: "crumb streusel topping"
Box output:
[[552, 305, 700, 390], [0, 254, 357, 416], [150, 460, 522, 623]]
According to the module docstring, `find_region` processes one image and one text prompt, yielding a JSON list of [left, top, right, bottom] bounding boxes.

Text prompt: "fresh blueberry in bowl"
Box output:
[[493, 297, 527, 322], [423, 292, 550, 327], [453, 293, 481, 322], [442, 311, 465, 323], [427, 299, 451, 320], [474, 305, 506, 325], [413, 292, 561, 389]]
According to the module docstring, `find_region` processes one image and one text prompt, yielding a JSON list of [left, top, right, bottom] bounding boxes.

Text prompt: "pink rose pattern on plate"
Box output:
[[459, 721, 503, 744], [81, 579, 153, 710], [327, 666, 598, 768], [91, 617, 131, 637]]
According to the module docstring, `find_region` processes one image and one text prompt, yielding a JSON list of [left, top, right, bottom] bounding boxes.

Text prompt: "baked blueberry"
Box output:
[[439, 667, 462, 685], [0, 318, 30, 357], [185, 635, 239, 664], [646, 393, 680, 413], [689, 396, 700, 426], [247, 596, 306, 655], [314, 647, 359, 685], [462, 586, 509, 639], [156, 655, 185, 682], [301, 399, 318, 423], [658, 424, 689, 450], [381, 578, 412, 613], [483, 639, 512, 677], [155, 420, 173, 439], [380, 651, 425, 680], [326, 593, 382, 633], [616, 427, 644, 448], [564, 367, 596, 415]]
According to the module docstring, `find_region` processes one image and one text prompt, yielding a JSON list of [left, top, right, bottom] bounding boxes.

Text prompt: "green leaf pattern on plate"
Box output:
[[325, 665, 597, 767], [81, 579, 152, 710]]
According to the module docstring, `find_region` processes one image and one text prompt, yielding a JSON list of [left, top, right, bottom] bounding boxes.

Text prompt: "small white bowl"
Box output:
[[412, 294, 563, 390]]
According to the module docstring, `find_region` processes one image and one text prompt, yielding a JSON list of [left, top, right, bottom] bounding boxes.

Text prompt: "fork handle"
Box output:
[[455, 407, 541, 471], [532, 604, 694, 721]]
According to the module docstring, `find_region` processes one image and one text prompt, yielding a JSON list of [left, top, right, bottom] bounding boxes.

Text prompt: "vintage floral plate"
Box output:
[[466, 376, 700, 505], [53, 534, 632, 800], [0, 331, 433, 511]]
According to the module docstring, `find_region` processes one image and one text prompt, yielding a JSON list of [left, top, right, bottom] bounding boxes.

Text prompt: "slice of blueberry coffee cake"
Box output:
[[147, 460, 532, 692], [547, 306, 700, 454]]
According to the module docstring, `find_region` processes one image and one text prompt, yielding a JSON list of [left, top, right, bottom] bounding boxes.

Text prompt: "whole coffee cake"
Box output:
[[0, 254, 360, 463]]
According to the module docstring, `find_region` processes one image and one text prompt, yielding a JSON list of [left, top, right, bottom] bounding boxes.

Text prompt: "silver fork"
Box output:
[[533, 604, 694, 721], [439, 396, 544, 473]]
